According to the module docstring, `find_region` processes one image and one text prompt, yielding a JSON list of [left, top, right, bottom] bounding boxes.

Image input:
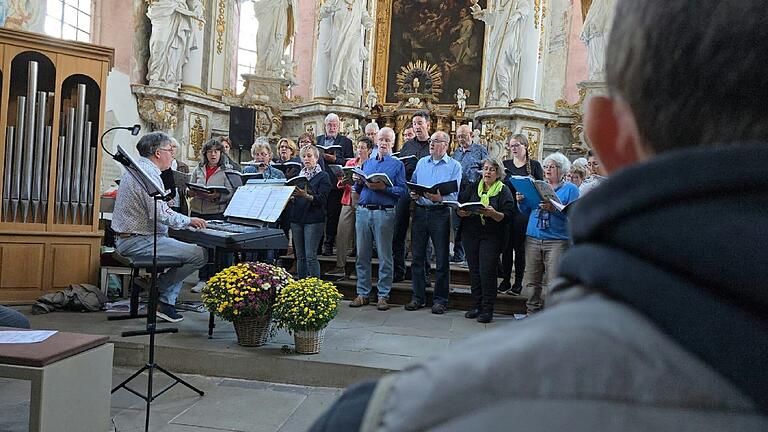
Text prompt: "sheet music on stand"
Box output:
[[115, 144, 169, 198], [224, 182, 294, 223]]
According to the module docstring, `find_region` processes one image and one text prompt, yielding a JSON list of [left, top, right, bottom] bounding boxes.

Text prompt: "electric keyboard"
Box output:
[[170, 224, 287, 250]]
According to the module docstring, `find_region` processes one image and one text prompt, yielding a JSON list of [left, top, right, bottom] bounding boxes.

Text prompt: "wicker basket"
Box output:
[[293, 328, 326, 354], [233, 314, 272, 347]]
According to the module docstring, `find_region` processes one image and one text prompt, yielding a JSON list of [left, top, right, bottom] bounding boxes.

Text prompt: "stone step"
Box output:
[[282, 254, 479, 286], [331, 279, 527, 315]]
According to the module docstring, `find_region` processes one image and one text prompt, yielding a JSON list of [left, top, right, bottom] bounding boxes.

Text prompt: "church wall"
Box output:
[[94, 0, 134, 75], [564, 0, 587, 103]]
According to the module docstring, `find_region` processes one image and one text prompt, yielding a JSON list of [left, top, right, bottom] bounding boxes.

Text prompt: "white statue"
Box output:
[[471, 0, 532, 106], [455, 88, 468, 112], [253, 0, 298, 78], [319, 0, 374, 105], [580, 0, 616, 80], [366, 86, 379, 109], [406, 97, 421, 108], [472, 128, 482, 145], [146, 0, 198, 90], [282, 54, 298, 89]]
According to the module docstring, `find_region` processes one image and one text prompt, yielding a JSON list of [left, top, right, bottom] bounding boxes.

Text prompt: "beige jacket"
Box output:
[[188, 165, 234, 215]]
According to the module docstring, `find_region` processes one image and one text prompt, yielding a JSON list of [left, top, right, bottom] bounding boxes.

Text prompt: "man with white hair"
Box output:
[[317, 113, 354, 256], [350, 127, 407, 311], [364, 122, 380, 157]]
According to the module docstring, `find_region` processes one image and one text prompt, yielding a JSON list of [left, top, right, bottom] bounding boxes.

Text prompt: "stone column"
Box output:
[[182, 17, 206, 93]]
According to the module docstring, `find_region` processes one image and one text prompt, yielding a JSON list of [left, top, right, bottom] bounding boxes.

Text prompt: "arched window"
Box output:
[[236, 0, 294, 94], [44, 0, 92, 42]]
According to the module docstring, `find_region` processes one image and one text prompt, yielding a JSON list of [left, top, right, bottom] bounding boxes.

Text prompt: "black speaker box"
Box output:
[[229, 106, 256, 150]]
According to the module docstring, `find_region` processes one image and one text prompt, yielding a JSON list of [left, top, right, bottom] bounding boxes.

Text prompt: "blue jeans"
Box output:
[[355, 207, 396, 299], [115, 235, 207, 305], [411, 206, 451, 305], [0, 305, 29, 328], [292, 222, 324, 278]]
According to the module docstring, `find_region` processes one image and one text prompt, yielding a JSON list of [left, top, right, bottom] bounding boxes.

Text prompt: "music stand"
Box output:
[[108, 142, 204, 432]]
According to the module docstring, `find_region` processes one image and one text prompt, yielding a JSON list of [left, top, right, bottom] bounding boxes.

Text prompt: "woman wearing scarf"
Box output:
[[457, 158, 516, 323], [288, 145, 331, 278], [515, 152, 579, 315]]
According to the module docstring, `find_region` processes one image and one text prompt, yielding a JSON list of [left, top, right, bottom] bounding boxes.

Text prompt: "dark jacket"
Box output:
[[288, 171, 332, 224], [317, 134, 354, 188], [457, 181, 516, 238], [556, 143, 768, 411], [399, 138, 430, 180]]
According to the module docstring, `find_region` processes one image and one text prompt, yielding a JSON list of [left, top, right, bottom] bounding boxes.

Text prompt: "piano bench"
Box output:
[[107, 252, 185, 321]]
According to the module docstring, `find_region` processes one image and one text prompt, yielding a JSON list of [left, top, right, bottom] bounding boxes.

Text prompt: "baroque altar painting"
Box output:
[[376, 0, 485, 106]]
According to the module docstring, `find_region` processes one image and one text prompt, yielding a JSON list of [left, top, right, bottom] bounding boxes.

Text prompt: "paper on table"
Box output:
[[0, 330, 57, 344]]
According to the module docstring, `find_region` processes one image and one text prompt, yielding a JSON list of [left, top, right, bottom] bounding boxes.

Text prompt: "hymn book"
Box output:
[[285, 175, 310, 188], [407, 180, 459, 196], [343, 167, 393, 187], [186, 182, 230, 195], [441, 201, 486, 213], [508, 175, 561, 209]]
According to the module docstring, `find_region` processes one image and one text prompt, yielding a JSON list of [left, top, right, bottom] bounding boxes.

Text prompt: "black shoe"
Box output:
[[510, 283, 523, 295], [431, 303, 447, 314], [497, 280, 511, 294], [393, 274, 405, 283], [464, 308, 480, 319], [404, 300, 425, 311], [425, 280, 432, 288], [156, 302, 184, 323], [477, 311, 493, 323]]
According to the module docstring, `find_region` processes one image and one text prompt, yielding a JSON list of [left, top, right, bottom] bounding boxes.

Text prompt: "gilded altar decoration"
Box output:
[[189, 113, 208, 160], [521, 126, 541, 158], [373, 0, 485, 106], [216, 0, 226, 54], [554, 87, 588, 153], [137, 96, 179, 131], [395, 60, 443, 101]]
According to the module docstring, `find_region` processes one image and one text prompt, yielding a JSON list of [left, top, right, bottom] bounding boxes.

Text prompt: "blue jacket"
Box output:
[[517, 182, 579, 240]]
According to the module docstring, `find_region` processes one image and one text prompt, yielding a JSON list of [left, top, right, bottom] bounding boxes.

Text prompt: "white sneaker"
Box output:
[[190, 281, 206, 293]]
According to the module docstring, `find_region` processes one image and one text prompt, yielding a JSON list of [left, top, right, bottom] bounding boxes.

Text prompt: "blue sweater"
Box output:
[[518, 182, 579, 240], [354, 155, 407, 206]]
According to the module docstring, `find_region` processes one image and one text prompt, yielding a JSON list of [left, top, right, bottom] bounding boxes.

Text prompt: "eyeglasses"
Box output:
[[509, 143, 522, 148], [429, 139, 448, 144], [158, 147, 175, 154], [542, 165, 560, 170]]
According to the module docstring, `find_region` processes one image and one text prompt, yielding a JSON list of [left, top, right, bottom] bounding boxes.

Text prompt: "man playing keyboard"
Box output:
[[112, 132, 208, 323]]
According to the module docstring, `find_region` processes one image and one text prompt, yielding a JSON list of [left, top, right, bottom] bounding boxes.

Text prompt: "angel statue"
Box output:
[[455, 88, 469, 113], [366, 86, 379, 109]]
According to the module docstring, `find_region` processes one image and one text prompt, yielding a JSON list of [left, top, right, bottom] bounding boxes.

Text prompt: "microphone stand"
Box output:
[[103, 129, 204, 432]]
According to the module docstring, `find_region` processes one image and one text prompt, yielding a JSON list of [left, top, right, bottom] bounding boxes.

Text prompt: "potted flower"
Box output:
[[272, 277, 343, 354], [202, 262, 293, 346]]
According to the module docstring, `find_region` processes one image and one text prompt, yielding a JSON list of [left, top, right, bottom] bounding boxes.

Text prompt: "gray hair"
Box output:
[[378, 127, 395, 141], [430, 130, 450, 143], [607, 0, 768, 152], [572, 157, 588, 170], [365, 122, 380, 133], [136, 131, 172, 158], [299, 145, 320, 159], [479, 157, 503, 176], [543, 152, 571, 174], [324, 113, 340, 124]]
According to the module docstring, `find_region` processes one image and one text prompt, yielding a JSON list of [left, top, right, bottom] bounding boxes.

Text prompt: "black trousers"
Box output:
[[392, 194, 412, 278], [500, 211, 527, 286], [465, 229, 504, 312], [323, 189, 344, 251], [411, 206, 451, 304]]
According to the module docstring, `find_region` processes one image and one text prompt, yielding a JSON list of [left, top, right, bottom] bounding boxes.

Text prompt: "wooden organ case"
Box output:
[[0, 28, 114, 303]]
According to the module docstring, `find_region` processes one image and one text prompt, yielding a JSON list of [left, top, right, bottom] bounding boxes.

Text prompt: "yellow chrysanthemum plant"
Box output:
[[272, 277, 344, 333], [201, 262, 293, 322]]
